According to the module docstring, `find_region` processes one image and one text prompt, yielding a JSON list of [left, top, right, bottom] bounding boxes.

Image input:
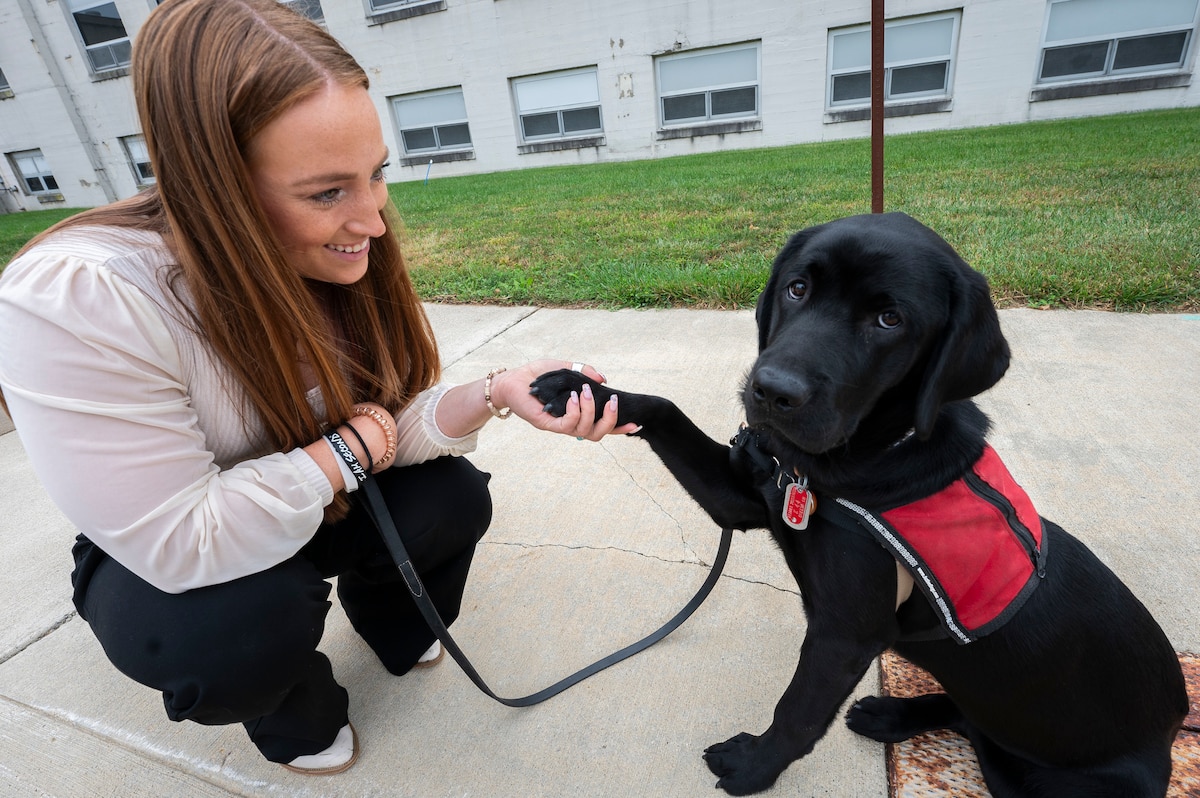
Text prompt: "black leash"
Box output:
[[361, 474, 734, 707]]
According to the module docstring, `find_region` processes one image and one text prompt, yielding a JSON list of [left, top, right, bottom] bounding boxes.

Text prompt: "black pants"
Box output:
[[70, 456, 491, 763]]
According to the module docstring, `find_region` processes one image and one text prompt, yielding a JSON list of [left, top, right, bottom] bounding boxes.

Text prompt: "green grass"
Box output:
[[392, 107, 1199, 311], [0, 207, 88, 266], [3, 107, 1197, 310]]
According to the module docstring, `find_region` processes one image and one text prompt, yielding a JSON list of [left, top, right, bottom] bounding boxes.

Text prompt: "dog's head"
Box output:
[[746, 212, 1009, 454]]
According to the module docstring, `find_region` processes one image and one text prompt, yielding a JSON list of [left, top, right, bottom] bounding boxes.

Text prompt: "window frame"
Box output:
[[390, 87, 473, 157], [9, 149, 59, 195], [511, 67, 604, 143], [826, 11, 961, 110], [121, 135, 154, 186], [1035, 0, 1199, 84], [64, 0, 132, 75], [655, 42, 762, 128]]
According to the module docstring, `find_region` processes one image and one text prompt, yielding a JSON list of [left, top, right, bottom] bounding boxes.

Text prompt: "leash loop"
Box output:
[[361, 473, 732, 707]]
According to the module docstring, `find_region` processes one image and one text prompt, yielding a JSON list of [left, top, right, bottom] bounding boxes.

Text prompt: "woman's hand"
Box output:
[[489, 360, 640, 441]]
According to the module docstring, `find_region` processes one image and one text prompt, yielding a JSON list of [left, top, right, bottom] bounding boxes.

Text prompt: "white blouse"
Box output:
[[0, 226, 477, 594]]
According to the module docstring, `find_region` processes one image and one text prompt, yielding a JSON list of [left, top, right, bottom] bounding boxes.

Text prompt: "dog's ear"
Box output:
[[914, 259, 1010, 439], [756, 225, 824, 351]]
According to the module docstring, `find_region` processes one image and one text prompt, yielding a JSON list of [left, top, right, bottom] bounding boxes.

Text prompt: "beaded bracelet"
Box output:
[[352, 405, 398, 467], [323, 430, 367, 485], [484, 367, 511, 419]]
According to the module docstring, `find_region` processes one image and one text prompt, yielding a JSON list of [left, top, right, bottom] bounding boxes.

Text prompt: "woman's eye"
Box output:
[[371, 162, 390, 183], [877, 311, 902, 329], [312, 188, 343, 206], [786, 280, 808, 301]]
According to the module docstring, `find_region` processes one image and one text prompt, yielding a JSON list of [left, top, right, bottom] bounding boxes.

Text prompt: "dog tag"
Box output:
[[782, 482, 816, 530]]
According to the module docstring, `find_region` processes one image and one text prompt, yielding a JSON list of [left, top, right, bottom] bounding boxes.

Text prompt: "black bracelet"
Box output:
[[324, 431, 367, 484], [341, 423, 375, 473]]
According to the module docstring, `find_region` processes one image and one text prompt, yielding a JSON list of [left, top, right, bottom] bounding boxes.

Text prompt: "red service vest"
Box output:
[[831, 446, 1046, 644]]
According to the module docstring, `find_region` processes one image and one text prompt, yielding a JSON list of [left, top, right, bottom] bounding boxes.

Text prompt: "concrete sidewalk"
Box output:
[[0, 306, 1196, 797]]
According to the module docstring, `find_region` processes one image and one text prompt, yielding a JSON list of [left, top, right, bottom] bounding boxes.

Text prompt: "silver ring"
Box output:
[[571, 362, 585, 372]]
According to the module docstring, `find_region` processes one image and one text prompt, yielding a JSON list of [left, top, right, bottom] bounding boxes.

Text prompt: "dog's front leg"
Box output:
[[529, 370, 766, 529], [704, 631, 887, 795], [704, 533, 899, 795]]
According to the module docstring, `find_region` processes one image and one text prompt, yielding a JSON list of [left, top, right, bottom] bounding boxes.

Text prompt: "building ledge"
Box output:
[[400, 149, 474, 168], [517, 136, 605, 155], [90, 66, 131, 83], [824, 98, 952, 124], [1030, 73, 1191, 102], [367, 0, 446, 26], [655, 119, 762, 141]]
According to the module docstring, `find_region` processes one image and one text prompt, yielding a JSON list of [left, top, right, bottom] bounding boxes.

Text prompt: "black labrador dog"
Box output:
[[530, 213, 1188, 797]]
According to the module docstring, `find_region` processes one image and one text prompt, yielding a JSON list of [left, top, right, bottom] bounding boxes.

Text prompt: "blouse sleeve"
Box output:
[[389, 382, 480, 468], [0, 250, 331, 594]]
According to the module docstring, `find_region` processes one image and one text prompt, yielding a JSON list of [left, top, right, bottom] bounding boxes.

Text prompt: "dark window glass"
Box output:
[[711, 87, 756, 116], [73, 3, 127, 46], [890, 62, 948, 95], [562, 106, 601, 133], [832, 71, 871, 102], [522, 112, 560, 138], [1040, 42, 1109, 79], [402, 128, 436, 151], [1113, 31, 1188, 70], [436, 123, 471, 147], [662, 93, 707, 122]]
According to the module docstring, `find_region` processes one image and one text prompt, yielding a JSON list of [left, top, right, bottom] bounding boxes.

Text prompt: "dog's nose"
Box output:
[[750, 365, 812, 413]]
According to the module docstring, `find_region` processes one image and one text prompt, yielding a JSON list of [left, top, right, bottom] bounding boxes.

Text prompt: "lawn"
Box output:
[[3, 107, 1197, 311]]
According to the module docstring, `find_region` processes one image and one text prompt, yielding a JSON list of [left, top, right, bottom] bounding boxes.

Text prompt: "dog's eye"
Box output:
[[877, 311, 902, 329], [786, 280, 809, 301]]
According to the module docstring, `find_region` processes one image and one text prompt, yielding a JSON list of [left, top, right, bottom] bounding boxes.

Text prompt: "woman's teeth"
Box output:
[[328, 240, 367, 253]]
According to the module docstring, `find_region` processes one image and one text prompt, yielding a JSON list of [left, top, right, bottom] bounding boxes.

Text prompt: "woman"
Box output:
[[0, 0, 632, 775]]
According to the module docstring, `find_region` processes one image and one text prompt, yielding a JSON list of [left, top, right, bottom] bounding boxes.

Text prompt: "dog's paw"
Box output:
[[528, 369, 609, 421], [845, 694, 959, 743], [703, 732, 782, 796]]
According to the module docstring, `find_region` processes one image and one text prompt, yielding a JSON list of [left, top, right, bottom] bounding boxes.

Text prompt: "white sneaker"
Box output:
[[415, 640, 444, 668], [282, 723, 358, 775]]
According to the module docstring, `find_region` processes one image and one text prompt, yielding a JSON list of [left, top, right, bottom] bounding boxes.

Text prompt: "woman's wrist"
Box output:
[[484, 367, 512, 420], [351, 405, 397, 469]]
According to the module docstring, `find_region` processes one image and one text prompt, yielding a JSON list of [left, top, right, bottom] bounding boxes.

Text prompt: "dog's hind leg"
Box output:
[[844, 693, 964, 743], [850, 695, 1174, 798], [970, 731, 1174, 798]]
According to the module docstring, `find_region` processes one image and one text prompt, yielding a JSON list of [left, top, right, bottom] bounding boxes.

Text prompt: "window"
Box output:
[[1037, 0, 1198, 82], [122, 135, 154, 185], [65, 0, 132, 73], [9, 150, 59, 195], [280, 0, 324, 22], [657, 43, 760, 126], [828, 12, 960, 107], [369, 0, 436, 13], [392, 88, 472, 155], [512, 68, 603, 142]]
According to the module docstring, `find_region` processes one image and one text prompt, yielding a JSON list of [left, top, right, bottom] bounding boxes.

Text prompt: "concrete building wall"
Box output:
[[0, 0, 1195, 210]]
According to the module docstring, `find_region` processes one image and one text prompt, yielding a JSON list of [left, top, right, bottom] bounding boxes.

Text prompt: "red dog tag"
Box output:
[[783, 482, 816, 530]]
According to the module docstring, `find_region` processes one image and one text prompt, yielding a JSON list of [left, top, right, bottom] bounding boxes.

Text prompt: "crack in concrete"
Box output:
[[594, 439, 704, 563], [481, 539, 799, 596], [0, 610, 77, 667]]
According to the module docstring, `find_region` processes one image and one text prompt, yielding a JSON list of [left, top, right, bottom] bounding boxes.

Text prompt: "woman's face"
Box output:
[[246, 82, 390, 284]]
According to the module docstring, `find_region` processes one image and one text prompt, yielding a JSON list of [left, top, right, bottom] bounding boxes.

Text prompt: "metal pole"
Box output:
[[871, 0, 885, 213]]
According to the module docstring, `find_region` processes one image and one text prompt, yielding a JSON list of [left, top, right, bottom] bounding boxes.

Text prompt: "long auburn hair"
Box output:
[[9, 0, 440, 520]]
